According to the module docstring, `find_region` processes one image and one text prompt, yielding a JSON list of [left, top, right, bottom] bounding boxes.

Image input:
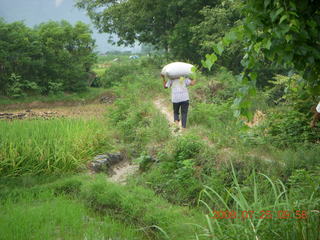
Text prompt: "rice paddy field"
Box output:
[[0, 56, 319, 240]]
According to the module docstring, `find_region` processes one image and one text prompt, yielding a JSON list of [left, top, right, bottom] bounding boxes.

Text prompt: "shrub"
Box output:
[[261, 109, 320, 148], [100, 62, 141, 88], [137, 134, 206, 205]]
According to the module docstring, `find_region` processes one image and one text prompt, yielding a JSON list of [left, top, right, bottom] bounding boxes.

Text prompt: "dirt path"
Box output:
[[104, 97, 173, 184], [153, 98, 173, 123], [93, 95, 278, 185], [109, 161, 139, 185]]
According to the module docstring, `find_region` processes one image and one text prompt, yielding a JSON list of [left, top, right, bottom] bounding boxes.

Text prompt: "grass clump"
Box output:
[[80, 175, 204, 240], [134, 134, 210, 205], [99, 61, 142, 88], [196, 165, 320, 240], [0, 175, 206, 240], [0, 118, 111, 177], [0, 185, 145, 240]]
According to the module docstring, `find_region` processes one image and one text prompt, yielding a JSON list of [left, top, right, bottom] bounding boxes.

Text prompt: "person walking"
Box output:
[[161, 74, 196, 130]]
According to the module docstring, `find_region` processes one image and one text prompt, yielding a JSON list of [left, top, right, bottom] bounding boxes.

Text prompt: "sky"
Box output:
[[0, 0, 140, 53]]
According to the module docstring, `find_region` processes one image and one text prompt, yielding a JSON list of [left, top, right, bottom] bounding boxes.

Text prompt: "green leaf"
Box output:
[[239, 86, 249, 95], [270, 7, 284, 22], [246, 22, 256, 34], [264, 0, 271, 9], [201, 53, 217, 71], [233, 109, 241, 118], [309, 85, 320, 95], [279, 15, 288, 24], [265, 39, 272, 49], [254, 42, 262, 52], [249, 72, 257, 81], [233, 97, 242, 107], [249, 86, 257, 95], [285, 35, 292, 42], [225, 31, 238, 42], [213, 42, 224, 56]]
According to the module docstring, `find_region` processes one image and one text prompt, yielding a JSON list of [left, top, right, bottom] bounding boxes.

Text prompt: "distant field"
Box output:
[[0, 88, 109, 110]]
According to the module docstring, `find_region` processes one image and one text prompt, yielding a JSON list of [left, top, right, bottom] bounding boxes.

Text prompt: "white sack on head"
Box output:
[[161, 62, 194, 79], [316, 101, 320, 113]]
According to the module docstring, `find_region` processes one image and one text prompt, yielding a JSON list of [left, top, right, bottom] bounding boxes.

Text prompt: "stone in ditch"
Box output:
[[90, 153, 123, 172]]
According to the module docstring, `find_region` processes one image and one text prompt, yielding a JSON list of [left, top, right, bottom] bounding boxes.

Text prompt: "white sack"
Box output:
[[161, 62, 194, 79], [316, 101, 320, 113]]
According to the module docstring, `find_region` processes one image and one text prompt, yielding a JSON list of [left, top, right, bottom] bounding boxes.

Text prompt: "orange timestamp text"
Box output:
[[211, 210, 308, 220]]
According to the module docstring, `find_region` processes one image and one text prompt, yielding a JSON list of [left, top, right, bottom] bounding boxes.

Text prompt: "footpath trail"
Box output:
[[108, 161, 139, 185], [105, 97, 174, 184], [152, 97, 276, 166], [153, 97, 173, 123], [153, 97, 183, 136], [108, 96, 277, 184], [153, 96, 215, 146]]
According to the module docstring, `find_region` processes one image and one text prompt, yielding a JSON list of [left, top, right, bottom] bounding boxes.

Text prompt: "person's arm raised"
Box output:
[[161, 74, 168, 88], [189, 79, 196, 86]]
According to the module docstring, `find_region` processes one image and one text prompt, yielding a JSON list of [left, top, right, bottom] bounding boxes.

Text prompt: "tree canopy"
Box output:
[[76, 0, 220, 62], [201, 0, 320, 118], [0, 20, 96, 96], [243, 0, 320, 92]]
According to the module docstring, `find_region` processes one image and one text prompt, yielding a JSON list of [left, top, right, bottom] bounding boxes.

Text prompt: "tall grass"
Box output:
[[0, 118, 111, 177], [0, 175, 206, 240], [196, 164, 320, 240], [0, 188, 145, 240]]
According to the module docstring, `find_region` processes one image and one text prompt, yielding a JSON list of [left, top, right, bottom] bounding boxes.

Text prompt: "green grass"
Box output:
[[92, 67, 106, 77], [1, 58, 319, 240], [0, 88, 107, 106], [0, 175, 206, 240], [196, 166, 320, 240], [0, 118, 112, 177], [0, 185, 146, 240]]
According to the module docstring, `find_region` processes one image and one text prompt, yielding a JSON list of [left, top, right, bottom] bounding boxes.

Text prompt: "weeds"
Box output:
[[0, 118, 111, 177], [197, 164, 320, 240]]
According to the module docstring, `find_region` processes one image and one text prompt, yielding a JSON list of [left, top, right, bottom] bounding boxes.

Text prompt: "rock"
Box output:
[[99, 96, 114, 104], [90, 153, 123, 173]]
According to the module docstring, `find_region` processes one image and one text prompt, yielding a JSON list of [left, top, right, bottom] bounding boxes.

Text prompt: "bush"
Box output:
[[260, 109, 320, 148], [100, 62, 141, 88], [6, 73, 40, 97], [136, 134, 207, 205]]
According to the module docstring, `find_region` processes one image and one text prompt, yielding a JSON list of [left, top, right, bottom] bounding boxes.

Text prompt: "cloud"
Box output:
[[55, 0, 64, 7]]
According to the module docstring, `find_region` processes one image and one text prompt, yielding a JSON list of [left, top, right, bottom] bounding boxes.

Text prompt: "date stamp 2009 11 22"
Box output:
[[211, 210, 308, 220]]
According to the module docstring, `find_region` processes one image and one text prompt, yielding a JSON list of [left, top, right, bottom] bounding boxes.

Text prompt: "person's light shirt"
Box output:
[[165, 78, 192, 103]]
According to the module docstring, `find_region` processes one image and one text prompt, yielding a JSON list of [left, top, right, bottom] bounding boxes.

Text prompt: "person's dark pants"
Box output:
[[173, 100, 189, 128]]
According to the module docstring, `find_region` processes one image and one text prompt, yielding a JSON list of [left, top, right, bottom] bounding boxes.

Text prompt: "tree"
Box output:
[[242, 0, 320, 90], [203, 0, 320, 118], [0, 19, 42, 95], [191, 1, 244, 73], [76, 0, 219, 62], [37, 20, 97, 92], [0, 19, 97, 96]]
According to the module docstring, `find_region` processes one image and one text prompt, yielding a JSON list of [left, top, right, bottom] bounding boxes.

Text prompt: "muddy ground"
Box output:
[[0, 92, 116, 120]]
